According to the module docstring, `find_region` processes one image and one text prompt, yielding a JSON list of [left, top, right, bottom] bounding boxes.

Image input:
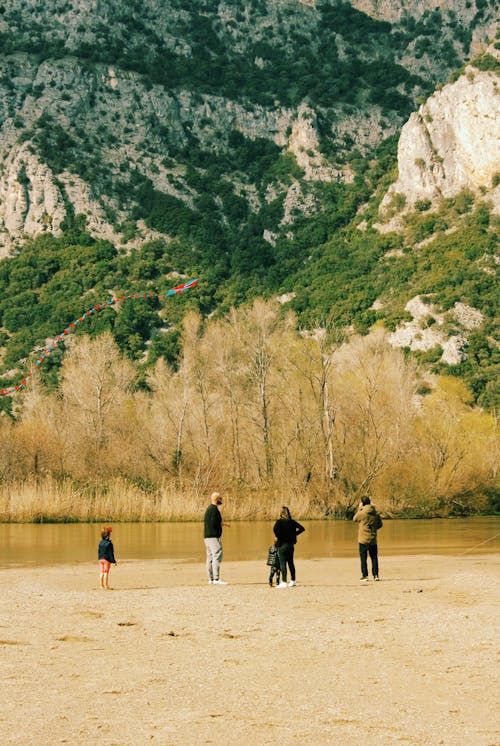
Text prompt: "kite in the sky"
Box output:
[[0, 278, 198, 396], [166, 278, 198, 295]]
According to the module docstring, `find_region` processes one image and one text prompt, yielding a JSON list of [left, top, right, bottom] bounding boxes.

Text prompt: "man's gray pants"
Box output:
[[204, 537, 223, 581]]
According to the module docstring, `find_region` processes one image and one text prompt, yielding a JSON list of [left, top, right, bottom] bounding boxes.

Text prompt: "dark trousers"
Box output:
[[359, 542, 379, 578], [278, 543, 295, 583], [269, 566, 281, 586]]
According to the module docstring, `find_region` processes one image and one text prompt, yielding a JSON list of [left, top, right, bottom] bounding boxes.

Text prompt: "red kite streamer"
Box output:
[[0, 278, 198, 396]]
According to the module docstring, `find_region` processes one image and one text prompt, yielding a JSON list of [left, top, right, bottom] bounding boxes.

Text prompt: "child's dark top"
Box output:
[[273, 519, 305, 546], [267, 545, 280, 567], [98, 539, 116, 563]]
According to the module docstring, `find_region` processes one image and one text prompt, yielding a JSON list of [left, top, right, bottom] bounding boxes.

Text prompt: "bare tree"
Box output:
[[59, 333, 136, 479], [181, 311, 215, 465], [416, 377, 498, 511], [302, 324, 344, 485], [145, 358, 189, 486], [203, 314, 247, 483], [331, 330, 418, 512], [236, 300, 282, 479]]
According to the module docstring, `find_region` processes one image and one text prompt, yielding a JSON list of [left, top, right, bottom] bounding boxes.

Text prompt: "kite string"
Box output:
[[0, 279, 198, 396], [457, 531, 500, 555]]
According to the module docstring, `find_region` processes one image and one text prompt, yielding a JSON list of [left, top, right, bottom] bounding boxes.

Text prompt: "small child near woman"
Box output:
[[266, 539, 281, 587], [98, 526, 117, 590]]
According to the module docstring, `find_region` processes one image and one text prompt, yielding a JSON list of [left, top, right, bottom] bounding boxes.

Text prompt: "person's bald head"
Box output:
[[211, 492, 222, 505]]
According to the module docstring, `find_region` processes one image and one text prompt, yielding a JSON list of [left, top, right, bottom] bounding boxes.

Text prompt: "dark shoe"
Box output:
[[373, 576, 380, 581]]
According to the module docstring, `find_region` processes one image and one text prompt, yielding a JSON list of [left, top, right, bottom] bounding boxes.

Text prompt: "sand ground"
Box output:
[[0, 554, 498, 746]]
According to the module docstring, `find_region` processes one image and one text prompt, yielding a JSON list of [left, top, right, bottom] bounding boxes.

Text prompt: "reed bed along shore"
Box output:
[[0, 477, 319, 523], [0, 476, 492, 523]]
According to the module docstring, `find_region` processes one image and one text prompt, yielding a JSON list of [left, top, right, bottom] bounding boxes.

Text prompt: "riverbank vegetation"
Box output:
[[0, 300, 497, 522]]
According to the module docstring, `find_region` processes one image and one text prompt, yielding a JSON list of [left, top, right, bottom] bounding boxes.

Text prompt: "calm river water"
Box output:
[[0, 516, 499, 568]]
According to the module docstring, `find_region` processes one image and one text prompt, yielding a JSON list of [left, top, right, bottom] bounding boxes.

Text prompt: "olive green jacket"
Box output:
[[353, 504, 383, 544]]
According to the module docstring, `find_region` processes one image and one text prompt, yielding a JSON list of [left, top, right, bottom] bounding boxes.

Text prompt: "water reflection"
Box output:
[[0, 517, 498, 568]]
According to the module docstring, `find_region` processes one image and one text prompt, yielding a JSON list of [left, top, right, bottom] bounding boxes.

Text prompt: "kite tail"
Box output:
[[0, 279, 198, 396]]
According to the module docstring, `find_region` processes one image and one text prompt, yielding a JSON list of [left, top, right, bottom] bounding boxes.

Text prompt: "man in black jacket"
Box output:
[[204, 492, 228, 585]]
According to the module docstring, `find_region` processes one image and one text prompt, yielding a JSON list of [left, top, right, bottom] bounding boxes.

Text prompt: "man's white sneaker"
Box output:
[[212, 579, 228, 585], [276, 582, 288, 589], [288, 581, 296, 587]]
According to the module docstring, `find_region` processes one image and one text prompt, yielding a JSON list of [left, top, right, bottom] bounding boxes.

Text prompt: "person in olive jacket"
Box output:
[[353, 496, 383, 582], [273, 506, 305, 588]]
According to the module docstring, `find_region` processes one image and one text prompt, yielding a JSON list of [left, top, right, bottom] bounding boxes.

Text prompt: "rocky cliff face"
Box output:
[[287, 103, 349, 182], [351, 0, 495, 29], [0, 54, 299, 253], [387, 295, 485, 365], [380, 46, 500, 217], [372, 44, 498, 364], [0, 141, 116, 257], [0, 0, 496, 254]]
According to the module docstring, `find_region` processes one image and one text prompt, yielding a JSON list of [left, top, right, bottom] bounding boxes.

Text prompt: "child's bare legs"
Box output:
[[99, 559, 114, 589], [100, 570, 109, 589]]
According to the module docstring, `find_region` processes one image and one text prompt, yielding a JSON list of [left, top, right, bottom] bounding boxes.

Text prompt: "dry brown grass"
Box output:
[[0, 475, 480, 523], [0, 477, 320, 523]]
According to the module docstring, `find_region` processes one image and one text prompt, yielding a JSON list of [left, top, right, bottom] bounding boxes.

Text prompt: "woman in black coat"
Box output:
[[273, 506, 305, 588]]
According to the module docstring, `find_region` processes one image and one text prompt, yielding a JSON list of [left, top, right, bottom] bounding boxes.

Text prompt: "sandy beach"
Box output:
[[0, 554, 499, 746]]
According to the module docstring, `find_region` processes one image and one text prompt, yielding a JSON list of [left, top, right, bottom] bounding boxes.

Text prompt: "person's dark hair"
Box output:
[[361, 496, 371, 506], [280, 506, 292, 520]]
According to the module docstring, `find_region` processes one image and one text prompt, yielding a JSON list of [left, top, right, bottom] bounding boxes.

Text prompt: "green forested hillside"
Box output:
[[1, 147, 498, 411]]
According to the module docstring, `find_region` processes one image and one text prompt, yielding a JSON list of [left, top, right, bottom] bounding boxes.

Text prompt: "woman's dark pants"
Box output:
[[278, 543, 295, 583]]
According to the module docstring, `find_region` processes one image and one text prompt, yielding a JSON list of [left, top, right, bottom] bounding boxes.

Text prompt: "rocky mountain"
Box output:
[[367, 43, 499, 369], [0, 0, 497, 253], [379, 44, 500, 217], [0, 0, 498, 408]]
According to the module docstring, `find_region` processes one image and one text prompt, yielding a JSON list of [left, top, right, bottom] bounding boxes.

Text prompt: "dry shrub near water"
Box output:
[[0, 477, 80, 522], [0, 478, 318, 523], [0, 478, 195, 523]]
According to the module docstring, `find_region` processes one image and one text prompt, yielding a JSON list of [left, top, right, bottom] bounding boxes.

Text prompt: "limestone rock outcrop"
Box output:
[[387, 295, 484, 365], [380, 50, 500, 216], [287, 104, 347, 182], [0, 145, 66, 257], [0, 140, 123, 255], [351, 0, 496, 34]]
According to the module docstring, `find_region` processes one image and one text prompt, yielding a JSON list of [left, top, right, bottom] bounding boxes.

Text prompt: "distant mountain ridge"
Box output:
[[0, 0, 496, 251]]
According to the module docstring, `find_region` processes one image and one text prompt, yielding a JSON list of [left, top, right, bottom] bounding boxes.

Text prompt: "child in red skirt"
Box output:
[[98, 526, 117, 589]]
